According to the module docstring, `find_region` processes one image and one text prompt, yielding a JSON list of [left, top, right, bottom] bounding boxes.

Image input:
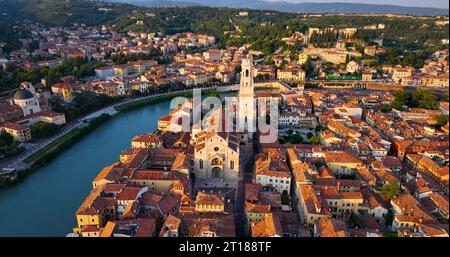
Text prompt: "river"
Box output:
[[0, 100, 171, 236]]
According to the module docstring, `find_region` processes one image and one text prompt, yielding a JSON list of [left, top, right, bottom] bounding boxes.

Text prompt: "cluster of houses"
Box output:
[[273, 23, 449, 88], [4, 21, 216, 73], [72, 57, 448, 237]]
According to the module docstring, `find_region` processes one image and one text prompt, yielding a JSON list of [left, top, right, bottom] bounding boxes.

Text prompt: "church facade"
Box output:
[[12, 82, 42, 116], [192, 57, 256, 187]]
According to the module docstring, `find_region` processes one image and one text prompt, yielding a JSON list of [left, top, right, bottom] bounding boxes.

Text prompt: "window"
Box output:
[[230, 160, 234, 170], [200, 160, 203, 170], [245, 69, 249, 77]]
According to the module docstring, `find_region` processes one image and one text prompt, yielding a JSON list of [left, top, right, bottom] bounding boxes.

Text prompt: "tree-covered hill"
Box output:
[[1, 0, 135, 26], [0, 0, 448, 59]]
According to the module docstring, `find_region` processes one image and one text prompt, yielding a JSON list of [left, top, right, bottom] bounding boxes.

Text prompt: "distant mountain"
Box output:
[[106, 0, 199, 7], [108, 0, 449, 16]]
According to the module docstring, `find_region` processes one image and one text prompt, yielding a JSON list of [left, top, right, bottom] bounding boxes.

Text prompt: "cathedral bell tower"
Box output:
[[238, 57, 255, 141]]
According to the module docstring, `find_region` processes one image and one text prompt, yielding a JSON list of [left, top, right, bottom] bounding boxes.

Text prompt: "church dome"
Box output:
[[14, 89, 34, 100]]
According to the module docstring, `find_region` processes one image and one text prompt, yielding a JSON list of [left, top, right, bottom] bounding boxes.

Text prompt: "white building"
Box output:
[[13, 82, 41, 116], [95, 66, 115, 80], [346, 61, 361, 73]]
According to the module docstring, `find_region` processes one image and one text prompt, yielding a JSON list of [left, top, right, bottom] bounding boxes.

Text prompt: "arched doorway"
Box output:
[[211, 167, 222, 178]]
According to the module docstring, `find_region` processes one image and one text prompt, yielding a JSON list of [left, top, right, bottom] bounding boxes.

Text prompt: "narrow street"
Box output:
[[234, 140, 257, 237], [234, 155, 255, 237]]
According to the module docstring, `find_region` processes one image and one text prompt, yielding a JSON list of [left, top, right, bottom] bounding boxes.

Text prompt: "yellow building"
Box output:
[[194, 192, 225, 213], [323, 188, 364, 219], [73, 186, 116, 237], [92, 164, 120, 188], [113, 64, 132, 76], [245, 202, 271, 224], [392, 67, 414, 83], [324, 151, 364, 176], [128, 170, 179, 194], [0, 122, 31, 142], [277, 66, 306, 82], [321, 51, 347, 64], [131, 134, 163, 149], [298, 184, 331, 225], [38, 112, 67, 126], [417, 155, 449, 182], [421, 75, 449, 87], [250, 213, 282, 237], [51, 82, 74, 102]]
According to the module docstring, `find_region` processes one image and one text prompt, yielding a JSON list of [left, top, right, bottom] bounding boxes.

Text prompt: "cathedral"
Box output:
[[192, 57, 256, 187]]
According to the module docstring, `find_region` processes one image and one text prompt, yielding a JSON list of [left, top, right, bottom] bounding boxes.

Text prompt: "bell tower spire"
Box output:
[[238, 56, 255, 138]]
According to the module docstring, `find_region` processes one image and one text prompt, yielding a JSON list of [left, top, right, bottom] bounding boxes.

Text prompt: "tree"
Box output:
[[31, 122, 60, 139], [380, 181, 401, 200], [350, 212, 363, 228], [303, 57, 314, 77], [436, 114, 449, 127], [131, 90, 143, 98], [314, 125, 323, 133], [0, 131, 14, 146], [380, 104, 392, 113], [411, 90, 439, 110], [204, 88, 220, 98], [314, 161, 326, 169], [254, 74, 270, 82], [233, 65, 242, 75], [385, 209, 395, 227], [309, 135, 321, 145], [0, 131, 24, 159], [290, 133, 303, 144], [306, 132, 314, 139], [391, 90, 408, 110], [281, 193, 290, 205], [438, 91, 449, 102]]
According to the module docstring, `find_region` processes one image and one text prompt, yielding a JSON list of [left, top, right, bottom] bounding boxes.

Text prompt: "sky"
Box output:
[[265, 0, 449, 9]]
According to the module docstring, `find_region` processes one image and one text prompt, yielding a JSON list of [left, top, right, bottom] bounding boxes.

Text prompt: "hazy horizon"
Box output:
[[121, 0, 450, 9], [264, 0, 449, 9]]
